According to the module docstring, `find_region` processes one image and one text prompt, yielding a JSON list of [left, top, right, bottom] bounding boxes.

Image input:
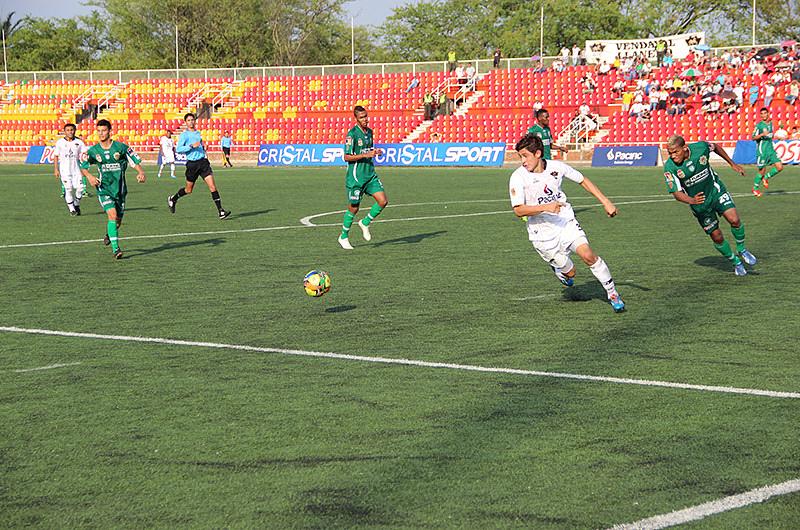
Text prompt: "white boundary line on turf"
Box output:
[[608, 478, 800, 529], [2, 326, 798, 399], [2, 191, 799, 250], [13, 362, 82, 373]]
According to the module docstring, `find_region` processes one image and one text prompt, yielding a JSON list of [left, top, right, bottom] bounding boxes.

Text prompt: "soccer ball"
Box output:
[[303, 270, 331, 297]]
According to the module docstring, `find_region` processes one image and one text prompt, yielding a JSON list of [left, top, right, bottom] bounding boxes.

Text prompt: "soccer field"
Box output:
[[2, 163, 799, 528]]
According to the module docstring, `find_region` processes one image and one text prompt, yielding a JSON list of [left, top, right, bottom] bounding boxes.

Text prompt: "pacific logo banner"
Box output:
[[24, 145, 56, 164], [257, 143, 506, 167], [592, 146, 659, 167]]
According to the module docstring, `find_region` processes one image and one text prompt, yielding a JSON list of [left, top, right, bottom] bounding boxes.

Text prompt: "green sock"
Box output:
[[753, 174, 763, 189], [107, 220, 120, 252], [713, 240, 741, 265], [731, 224, 746, 253], [340, 211, 355, 239], [361, 203, 384, 226], [765, 167, 779, 180]]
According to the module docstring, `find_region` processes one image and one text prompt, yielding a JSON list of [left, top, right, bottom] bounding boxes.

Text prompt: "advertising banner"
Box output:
[[25, 145, 56, 164], [157, 151, 188, 166], [592, 146, 660, 167], [733, 140, 800, 165], [585, 32, 705, 65], [257, 143, 506, 167]]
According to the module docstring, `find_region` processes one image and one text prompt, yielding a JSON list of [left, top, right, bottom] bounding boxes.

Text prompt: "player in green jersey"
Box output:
[[80, 119, 146, 259], [751, 107, 784, 197], [527, 109, 568, 160], [338, 105, 388, 250], [664, 135, 757, 276]]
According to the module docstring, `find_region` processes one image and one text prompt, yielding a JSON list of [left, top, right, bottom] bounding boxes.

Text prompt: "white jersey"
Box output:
[[54, 137, 86, 175], [509, 159, 585, 243], [160, 136, 175, 159]]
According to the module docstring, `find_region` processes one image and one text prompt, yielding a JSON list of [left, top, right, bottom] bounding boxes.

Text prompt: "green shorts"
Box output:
[[346, 174, 385, 205], [98, 194, 125, 218], [691, 189, 735, 235], [757, 150, 781, 169]]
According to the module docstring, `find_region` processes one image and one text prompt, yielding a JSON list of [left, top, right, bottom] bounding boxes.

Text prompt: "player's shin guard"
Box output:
[[589, 257, 618, 297], [713, 240, 741, 265], [171, 187, 187, 203], [341, 211, 355, 238], [765, 167, 779, 180], [107, 220, 120, 252], [753, 174, 763, 189], [731, 224, 746, 253], [361, 203, 384, 226], [211, 190, 223, 213]]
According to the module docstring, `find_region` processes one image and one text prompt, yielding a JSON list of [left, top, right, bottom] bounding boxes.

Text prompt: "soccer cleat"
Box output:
[[734, 262, 747, 276], [740, 249, 757, 266], [551, 266, 574, 287], [358, 219, 372, 241], [69, 210, 78, 216], [762, 177, 770, 189], [103, 233, 111, 246], [167, 195, 176, 213], [75, 206, 81, 216], [609, 293, 625, 313], [170, 175, 176, 179], [113, 249, 124, 260], [338, 236, 354, 250], [752, 187, 763, 198], [218, 209, 231, 220]]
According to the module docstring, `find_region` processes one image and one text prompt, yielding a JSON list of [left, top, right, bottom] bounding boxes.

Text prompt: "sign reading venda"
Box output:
[[592, 146, 659, 167], [25, 145, 56, 164], [257, 143, 506, 167]]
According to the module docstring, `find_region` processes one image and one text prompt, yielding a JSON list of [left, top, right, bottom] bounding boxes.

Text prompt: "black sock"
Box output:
[[172, 187, 187, 202], [211, 190, 223, 212]]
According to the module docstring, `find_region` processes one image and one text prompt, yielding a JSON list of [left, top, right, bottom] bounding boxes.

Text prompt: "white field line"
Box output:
[[2, 326, 798, 399], [608, 478, 800, 530], [2, 191, 799, 250], [13, 362, 82, 373]]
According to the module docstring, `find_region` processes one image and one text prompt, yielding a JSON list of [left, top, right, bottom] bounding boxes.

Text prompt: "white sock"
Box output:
[[158, 164, 164, 177], [64, 188, 76, 212], [589, 257, 618, 297], [170, 163, 175, 176]]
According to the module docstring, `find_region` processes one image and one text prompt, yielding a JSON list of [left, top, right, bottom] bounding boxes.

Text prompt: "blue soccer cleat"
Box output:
[[740, 249, 757, 266], [551, 266, 574, 287], [609, 293, 625, 313], [734, 262, 747, 276]]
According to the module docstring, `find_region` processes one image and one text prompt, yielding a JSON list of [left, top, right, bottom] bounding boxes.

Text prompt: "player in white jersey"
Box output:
[[509, 133, 625, 312], [158, 129, 176, 178], [53, 123, 87, 215]]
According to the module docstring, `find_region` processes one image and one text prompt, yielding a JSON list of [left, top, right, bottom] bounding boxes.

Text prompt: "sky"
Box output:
[[1, 0, 415, 27]]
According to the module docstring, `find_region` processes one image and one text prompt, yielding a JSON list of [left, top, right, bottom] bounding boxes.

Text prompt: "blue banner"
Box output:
[[25, 145, 56, 164], [157, 151, 188, 166], [733, 140, 800, 165], [592, 146, 659, 167], [257, 143, 506, 167]]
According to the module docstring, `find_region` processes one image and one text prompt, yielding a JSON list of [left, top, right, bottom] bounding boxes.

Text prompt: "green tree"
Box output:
[[1, 11, 24, 40], [6, 17, 93, 71]]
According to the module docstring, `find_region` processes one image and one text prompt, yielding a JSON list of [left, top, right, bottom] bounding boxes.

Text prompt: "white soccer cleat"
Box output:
[[338, 236, 354, 250], [358, 219, 372, 241]]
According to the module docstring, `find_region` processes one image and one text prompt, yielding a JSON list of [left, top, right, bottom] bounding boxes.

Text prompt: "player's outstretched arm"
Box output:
[[579, 177, 618, 217], [710, 142, 745, 175], [512, 202, 565, 218]]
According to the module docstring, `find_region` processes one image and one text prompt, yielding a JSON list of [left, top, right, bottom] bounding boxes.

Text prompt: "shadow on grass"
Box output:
[[373, 231, 447, 247], [325, 305, 357, 313], [562, 281, 608, 303], [124, 238, 225, 257], [94, 206, 156, 215], [236, 209, 276, 219]]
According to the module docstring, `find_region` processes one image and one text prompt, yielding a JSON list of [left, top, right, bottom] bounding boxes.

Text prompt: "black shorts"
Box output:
[[185, 158, 213, 183], [222, 147, 231, 156]]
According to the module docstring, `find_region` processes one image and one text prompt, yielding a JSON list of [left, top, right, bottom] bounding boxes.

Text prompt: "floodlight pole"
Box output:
[[2, 28, 8, 84], [752, 0, 756, 46], [351, 16, 355, 74], [175, 24, 180, 79], [539, 4, 544, 61]]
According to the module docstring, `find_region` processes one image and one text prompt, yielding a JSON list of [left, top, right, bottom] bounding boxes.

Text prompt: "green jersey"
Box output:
[[345, 125, 377, 183], [527, 123, 553, 159], [80, 140, 141, 198], [753, 120, 776, 156], [663, 141, 727, 212]]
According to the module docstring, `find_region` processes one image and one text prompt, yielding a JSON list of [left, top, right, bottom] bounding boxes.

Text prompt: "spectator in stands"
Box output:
[[454, 63, 467, 85], [560, 46, 570, 65], [748, 84, 759, 106], [572, 44, 580, 67], [431, 132, 442, 143], [649, 89, 659, 111], [612, 79, 625, 96], [662, 50, 674, 67], [764, 82, 776, 107], [733, 82, 745, 105], [629, 100, 646, 118], [405, 77, 420, 93], [657, 88, 669, 111], [465, 63, 476, 83], [448, 50, 457, 72], [582, 72, 596, 93], [672, 76, 683, 91], [667, 98, 686, 115], [423, 91, 434, 120], [637, 107, 652, 123], [597, 61, 611, 75], [656, 39, 667, 65], [552, 58, 566, 73], [579, 48, 586, 66], [532, 60, 547, 73], [493, 48, 502, 68], [438, 91, 451, 116], [621, 91, 634, 112], [774, 124, 789, 140], [786, 80, 799, 105], [791, 127, 800, 139], [730, 51, 743, 67]]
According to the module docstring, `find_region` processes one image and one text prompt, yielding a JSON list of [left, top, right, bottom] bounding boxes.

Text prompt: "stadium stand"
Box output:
[[1, 46, 797, 154]]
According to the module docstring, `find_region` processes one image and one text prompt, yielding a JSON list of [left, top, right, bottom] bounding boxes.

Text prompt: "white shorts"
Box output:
[[161, 153, 175, 164], [531, 218, 588, 269], [60, 172, 83, 190]]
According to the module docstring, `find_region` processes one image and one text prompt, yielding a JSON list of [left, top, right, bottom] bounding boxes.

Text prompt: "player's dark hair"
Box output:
[[353, 105, 367, 115], [64, 123, 76, 130], [535, 108, 549, 119], [97, 119, 112, 129], [184, 112, 196, 120], [760, 107, 769, 112], [515, 133, 544, 156]]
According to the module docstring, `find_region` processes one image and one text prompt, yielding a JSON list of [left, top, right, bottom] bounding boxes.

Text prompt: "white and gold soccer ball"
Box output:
[[303, 270, 331, 297]]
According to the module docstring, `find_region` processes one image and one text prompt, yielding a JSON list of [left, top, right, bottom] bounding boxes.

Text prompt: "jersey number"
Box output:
[[718, 192, 731, 204]]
